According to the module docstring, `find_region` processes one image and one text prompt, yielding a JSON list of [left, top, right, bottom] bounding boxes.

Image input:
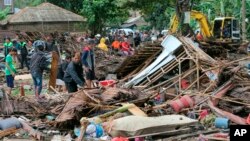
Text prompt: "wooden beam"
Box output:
[[121, 103, 147, 117], [0, 127, 18, 138], [48, 51, 59, 91]]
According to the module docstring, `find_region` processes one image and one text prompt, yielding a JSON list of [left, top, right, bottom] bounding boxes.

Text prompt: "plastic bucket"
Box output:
[[170, 99, 184, 113], [180, 95, 194, 108], [170, 95, 194, 113], [215, 117, 229, 129], [99, 80, 116, 87]]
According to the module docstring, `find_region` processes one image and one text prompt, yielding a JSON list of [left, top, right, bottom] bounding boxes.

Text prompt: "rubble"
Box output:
[[0, 34, 250, 140]]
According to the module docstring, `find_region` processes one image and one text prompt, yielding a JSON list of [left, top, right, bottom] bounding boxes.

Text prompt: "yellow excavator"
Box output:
[[169, 10, 241, 44]]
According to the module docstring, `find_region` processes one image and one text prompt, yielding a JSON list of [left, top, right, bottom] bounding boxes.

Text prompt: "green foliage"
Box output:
[[47, 0, 83, 14], [15, 0, 43, 8], [0, 7, 10, 20], [143, 3, 175, 31], [81, 0, 129, 35], [123, 0, 175, 31], [30, 0, 43, 6], [124, 0, 174, 15]]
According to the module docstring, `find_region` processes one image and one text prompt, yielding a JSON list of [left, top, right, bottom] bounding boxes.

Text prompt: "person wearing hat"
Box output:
[[30, 40, 49, 99], [81, 39, 96, 88]]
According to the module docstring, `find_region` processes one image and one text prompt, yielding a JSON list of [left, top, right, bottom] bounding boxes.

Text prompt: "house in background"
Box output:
[[0, 2, 86, 32], [0, 0, 16, 40], [0, 0, 15, 13], [121, 11, 148, 30]]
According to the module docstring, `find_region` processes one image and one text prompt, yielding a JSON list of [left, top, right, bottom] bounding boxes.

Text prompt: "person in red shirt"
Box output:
[[111, 38, 121, 55], [120, 38, 133, 56], [196, 31, 203, 41]]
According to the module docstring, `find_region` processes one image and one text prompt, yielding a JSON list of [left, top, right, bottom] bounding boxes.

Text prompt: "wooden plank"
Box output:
[[121, 103, 147, 117], [122, 49, 161, 81], [116, 45, 162, 77], [49, 51, 59, 91], [14, 74, 32, 80], [203, 135, 229, 141], [0, 127, 18, 138]]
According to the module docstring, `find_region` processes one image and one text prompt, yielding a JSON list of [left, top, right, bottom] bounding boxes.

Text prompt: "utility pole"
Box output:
[[242, 0, 246, 41]]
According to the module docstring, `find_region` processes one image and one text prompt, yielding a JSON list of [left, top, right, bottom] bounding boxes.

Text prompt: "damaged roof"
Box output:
[[7, 2, 86, 24]]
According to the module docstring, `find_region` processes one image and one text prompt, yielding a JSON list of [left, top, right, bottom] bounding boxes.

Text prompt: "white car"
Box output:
[[119, 28, 135, 37]]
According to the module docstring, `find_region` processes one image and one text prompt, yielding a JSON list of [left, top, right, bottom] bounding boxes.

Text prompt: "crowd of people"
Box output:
[[77, 30, 167, 57], [2, 30, 166, 100], [2, 35, 98, 100]]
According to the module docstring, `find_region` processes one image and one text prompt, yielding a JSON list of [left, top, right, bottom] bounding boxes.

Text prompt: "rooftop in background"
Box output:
[[0, 2, 86, 32], [121, 15, 148, 29], [8, 2, 86, 23]]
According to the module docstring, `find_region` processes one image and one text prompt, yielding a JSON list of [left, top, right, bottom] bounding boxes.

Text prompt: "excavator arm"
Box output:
[[169, 10, 213, 39]]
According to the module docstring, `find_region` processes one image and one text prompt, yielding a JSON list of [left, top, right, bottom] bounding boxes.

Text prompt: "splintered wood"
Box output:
[[48, 51, 59, 91], [116, 44, 162, 78], [0, 127, 18, 138], [55, 91, 88, 122]]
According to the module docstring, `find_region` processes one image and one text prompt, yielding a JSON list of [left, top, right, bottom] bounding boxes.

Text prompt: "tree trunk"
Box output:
[[220, 0, 225, 16], [242, 0, 246, 41]]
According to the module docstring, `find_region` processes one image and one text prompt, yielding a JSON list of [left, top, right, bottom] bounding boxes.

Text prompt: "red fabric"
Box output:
[[99, 80, 116, 87], [213, 133, 229, 138], [121, 42, 130, 51], [181, 79, 189, 89], [154, 94, 161, 101], [199, 109, 208, 120], [83, 46, 91, 51], [196, 33, 203, 40]]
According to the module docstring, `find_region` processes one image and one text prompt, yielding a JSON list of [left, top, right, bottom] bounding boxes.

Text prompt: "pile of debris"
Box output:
[[0, 35, 249, 141]]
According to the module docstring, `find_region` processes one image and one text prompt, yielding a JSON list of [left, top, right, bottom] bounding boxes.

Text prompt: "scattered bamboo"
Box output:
[[99, 104, 133, 118], [82, 90, 101, 104]]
